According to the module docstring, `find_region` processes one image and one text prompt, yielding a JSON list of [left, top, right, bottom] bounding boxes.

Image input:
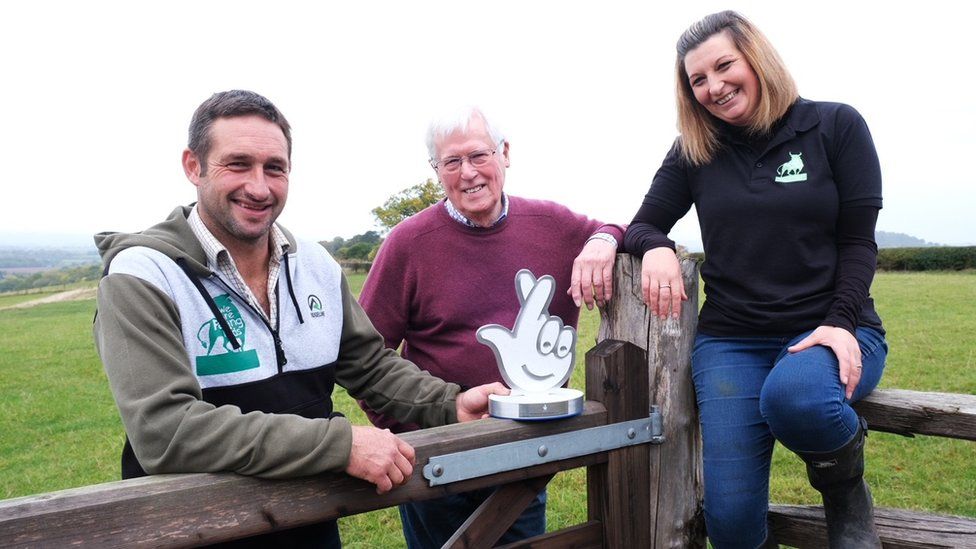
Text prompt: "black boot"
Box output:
[[797, 418, 881, 548]]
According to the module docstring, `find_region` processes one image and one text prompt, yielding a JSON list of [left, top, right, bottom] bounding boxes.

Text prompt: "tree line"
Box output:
[[0, 264, 102, 293], [0, 247, 99, 269], [321, 179, 444, 261]]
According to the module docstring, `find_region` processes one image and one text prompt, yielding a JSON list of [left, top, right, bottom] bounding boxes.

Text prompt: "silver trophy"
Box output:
[[477, 269, 585, 420]]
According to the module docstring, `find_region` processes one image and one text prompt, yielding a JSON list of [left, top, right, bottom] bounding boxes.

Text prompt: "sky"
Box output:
[[2, 1, 973, 250]]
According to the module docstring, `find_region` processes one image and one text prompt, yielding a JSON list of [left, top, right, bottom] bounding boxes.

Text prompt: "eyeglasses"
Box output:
[[430, 144, 500, 174]]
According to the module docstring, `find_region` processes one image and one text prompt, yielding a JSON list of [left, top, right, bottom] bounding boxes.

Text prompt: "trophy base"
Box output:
[[488, 388, 584, 420]]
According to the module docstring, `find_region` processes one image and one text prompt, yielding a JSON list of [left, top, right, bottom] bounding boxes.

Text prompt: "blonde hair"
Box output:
[[675, 11, 798, 166]]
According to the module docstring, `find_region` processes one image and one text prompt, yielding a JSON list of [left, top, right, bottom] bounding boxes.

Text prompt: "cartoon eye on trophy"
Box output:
[[477, 269, 585, 420]]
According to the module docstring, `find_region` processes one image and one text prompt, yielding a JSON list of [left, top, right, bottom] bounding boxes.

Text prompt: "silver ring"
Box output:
[[659, 284, 671, 289]]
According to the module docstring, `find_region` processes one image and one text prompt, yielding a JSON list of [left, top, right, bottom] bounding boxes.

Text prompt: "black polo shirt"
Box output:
[[626, 99, 884, 337]]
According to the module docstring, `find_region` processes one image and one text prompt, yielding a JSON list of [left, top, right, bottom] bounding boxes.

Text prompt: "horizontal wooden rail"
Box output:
[[498, 521, 603, 549], [769, 504, 976, 548], [854, 388, 976, 441], [0, 402, 607, 548]]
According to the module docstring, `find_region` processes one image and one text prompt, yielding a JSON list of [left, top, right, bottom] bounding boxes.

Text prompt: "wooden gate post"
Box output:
[[597, 254, 705, 547], [585, 339, 651, 548]]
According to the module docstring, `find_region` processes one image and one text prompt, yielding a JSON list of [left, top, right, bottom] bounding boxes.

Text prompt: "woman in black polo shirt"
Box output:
[[625, 11, 887, 548]]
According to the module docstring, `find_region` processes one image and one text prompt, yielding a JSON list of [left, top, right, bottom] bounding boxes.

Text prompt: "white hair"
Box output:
[[425, 106, 506, 161]]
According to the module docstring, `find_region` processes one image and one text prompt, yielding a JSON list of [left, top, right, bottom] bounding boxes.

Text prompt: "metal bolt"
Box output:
[[538, 445, 548, 457], [627, 428, 636, 439], [432, 464, 443, 477]]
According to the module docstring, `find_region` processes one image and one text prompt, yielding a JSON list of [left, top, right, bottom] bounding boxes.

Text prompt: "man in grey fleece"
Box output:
[[93, 90, 506, 547]]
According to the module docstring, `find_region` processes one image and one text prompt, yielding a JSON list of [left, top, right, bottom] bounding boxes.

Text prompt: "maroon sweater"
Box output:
[[359, 196, 624, 431]]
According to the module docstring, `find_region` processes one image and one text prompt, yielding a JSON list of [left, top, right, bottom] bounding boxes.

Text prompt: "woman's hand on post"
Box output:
[[788, 325, 862, 400], [640, 247, 687, 319]]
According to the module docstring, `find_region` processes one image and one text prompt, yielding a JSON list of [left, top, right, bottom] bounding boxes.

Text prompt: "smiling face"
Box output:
[[182, 115, 289, 252], [432, 113, 509, 227], [683, 30, 761, 127]]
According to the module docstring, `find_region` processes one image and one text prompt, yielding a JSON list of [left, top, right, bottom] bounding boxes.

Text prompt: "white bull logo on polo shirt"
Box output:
[[774, 152, 808, 183]]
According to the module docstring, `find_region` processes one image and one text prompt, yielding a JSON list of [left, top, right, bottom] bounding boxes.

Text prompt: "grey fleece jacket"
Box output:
[[94, 206, 461, 479]]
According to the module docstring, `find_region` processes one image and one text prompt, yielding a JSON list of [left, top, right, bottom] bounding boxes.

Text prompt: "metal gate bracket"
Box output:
[[423, 408, 663, 487]]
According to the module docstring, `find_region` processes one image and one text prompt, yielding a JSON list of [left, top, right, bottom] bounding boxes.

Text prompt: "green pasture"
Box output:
[[0, 271, 973, 547], [0, 292, 55, 308]]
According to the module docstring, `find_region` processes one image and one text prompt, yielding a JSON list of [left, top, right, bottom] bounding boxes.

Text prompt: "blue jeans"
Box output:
[[399, 487, 546, 548], [692, 327, 887, 549]]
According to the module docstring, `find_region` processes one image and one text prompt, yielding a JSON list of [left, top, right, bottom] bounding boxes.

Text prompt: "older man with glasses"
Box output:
[[358, 107, 625, 548]]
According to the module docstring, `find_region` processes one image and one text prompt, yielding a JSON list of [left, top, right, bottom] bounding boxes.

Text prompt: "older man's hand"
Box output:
[[569, 238, 617, 309], [345, 426, 415, 494]]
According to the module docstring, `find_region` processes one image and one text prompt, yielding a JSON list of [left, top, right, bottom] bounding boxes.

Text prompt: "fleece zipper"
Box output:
[[208, 275, 289, 372], [176, 251, 309, 373]]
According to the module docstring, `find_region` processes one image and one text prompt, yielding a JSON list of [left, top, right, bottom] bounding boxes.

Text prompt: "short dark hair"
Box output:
[[187, 90, 292, 173]]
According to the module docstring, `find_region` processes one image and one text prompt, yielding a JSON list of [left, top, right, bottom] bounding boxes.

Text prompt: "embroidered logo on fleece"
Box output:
[[307, 294, 325, 318], [194, 294, 260, 375], [774, 151, 808, 183]]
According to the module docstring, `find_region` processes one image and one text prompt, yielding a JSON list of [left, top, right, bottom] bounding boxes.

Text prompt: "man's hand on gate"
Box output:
[[346, 426, 415, 494], [456, 382, 510, 421]]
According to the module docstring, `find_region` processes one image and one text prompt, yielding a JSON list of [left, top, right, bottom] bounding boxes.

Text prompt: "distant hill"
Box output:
[[0, 246, 100, 270], [876, 231, 941, 248], [0, 230, 953, 271]]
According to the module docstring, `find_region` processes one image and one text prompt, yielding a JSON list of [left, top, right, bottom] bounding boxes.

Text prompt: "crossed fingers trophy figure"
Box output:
[[477, 269, 585, 420]]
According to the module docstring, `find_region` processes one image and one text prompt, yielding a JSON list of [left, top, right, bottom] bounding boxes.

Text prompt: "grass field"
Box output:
[[0, 271, 973, 547], [0, 282, 93, 308]]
